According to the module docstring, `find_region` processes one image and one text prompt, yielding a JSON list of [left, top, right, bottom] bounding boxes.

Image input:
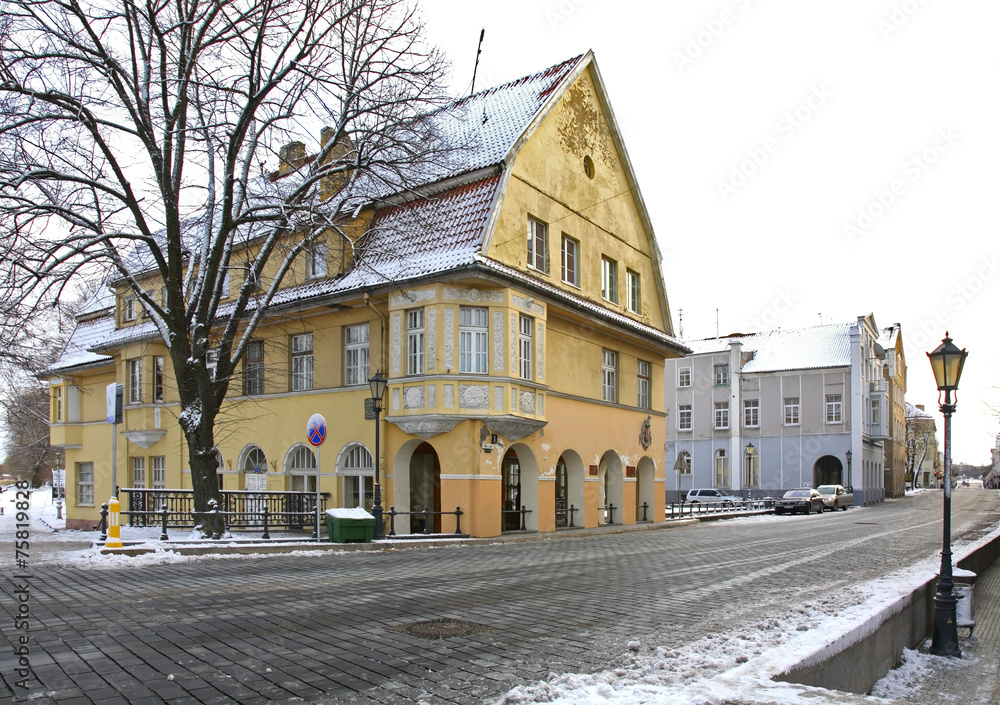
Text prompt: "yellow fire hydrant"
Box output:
[[106, 496, 123, 548]]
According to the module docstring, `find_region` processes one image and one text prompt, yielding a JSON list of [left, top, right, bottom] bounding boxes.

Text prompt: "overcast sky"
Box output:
[[417, 0, 1000, 466]]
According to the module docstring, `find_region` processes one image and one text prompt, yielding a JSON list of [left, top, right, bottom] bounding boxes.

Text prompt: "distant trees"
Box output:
[[0, 0, 451, 525]]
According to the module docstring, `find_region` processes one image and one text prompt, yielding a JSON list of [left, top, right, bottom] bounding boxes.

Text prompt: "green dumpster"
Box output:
[[325, 507, 375, 543]]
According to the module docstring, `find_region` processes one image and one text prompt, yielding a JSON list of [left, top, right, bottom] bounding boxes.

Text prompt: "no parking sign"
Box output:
[[307, 413, 326, 447]]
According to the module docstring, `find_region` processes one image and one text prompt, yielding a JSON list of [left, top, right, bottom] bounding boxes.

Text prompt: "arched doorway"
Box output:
[[409, 442, 441, 534], [502, 449, 522, 531], [598, 450, 624, 525], [240, 445, 268, 525], [555, 451, 585, 528], [814, 455, 844, 487], [636, 457, 656, 522]]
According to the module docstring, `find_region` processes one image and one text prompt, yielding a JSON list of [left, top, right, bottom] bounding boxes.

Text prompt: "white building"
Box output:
[[665, 315, 891, 506]]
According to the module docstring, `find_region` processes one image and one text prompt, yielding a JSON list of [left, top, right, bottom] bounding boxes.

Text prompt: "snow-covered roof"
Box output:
[[905, 402, 935, 420], [48, 313, 115, 374], [684, 322, 854, 373], [879, 324, 900, 349]]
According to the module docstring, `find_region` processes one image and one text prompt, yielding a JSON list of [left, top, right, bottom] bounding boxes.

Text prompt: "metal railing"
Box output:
[[667, 497, 774, 519], [119, 488, 330, 531], [501, 505, 533, 531], [555, 503, 579, 528], [385, 506, 465, 536]]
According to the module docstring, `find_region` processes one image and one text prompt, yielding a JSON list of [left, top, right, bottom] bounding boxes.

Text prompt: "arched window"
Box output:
[[287, 445, 317, 493], [339, 444, 373, 510], [678, 451, 692, 475], [715, 449, 729, 488], [243, 447, 267, 474]]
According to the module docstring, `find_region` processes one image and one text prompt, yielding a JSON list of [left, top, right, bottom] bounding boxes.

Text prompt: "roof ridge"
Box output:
[[449, 54, 586, 108]]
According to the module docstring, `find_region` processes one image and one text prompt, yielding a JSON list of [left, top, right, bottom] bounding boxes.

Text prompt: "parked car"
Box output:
[[816, 484, 853, 511], [774, 488, 825, 515], [685, 488, 743, 507]]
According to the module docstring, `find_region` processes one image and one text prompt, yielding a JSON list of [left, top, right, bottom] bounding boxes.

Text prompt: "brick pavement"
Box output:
[[1, 490, 999, 705]]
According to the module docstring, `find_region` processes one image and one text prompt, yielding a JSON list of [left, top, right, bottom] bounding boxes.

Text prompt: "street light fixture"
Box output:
[[368, 371, 388, 540], [927, 331, 968, 658]]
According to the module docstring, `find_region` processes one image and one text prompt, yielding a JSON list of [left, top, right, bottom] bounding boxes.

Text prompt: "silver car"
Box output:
[[685, 488, 743, 507]]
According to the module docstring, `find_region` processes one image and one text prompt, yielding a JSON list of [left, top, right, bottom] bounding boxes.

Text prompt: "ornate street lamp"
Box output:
[[927, 332, 968, 657], [368, 371, 388, 540]]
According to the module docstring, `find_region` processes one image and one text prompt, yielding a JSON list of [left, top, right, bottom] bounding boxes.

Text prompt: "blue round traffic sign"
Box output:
[[306, 413, 326, 446]]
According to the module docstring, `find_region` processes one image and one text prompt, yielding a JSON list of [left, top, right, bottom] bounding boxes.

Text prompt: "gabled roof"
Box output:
[[684, 322, 854, 373]]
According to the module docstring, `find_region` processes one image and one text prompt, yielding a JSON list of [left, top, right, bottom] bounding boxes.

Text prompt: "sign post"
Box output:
[[106, 383, 123, 497], [306, 414, 326, 542]]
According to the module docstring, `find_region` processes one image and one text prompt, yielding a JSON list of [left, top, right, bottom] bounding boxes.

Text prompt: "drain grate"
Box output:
[[386, 618, 495, 640]]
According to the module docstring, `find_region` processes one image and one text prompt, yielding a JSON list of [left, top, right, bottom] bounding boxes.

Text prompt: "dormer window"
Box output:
[[123, 295, 137, 322], [306, 242, 328, 279]]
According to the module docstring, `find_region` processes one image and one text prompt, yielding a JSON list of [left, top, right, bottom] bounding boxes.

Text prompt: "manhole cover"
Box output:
[[386, 618, 495, 640]]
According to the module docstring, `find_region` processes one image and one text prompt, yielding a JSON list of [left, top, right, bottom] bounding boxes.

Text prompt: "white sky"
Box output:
[[415, 0, 1000, 466]]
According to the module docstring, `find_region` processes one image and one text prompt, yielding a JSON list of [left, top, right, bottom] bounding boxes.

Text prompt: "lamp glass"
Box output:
[[927, 334, 967, 392], [368, 371, 387, 402]]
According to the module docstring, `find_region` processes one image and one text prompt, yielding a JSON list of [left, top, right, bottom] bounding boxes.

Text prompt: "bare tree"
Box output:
[[0, 0, 451, 526]]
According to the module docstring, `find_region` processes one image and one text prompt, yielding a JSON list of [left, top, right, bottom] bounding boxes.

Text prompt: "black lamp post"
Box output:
[[368, 371, 388, 540], [927, 332, 968, 658]]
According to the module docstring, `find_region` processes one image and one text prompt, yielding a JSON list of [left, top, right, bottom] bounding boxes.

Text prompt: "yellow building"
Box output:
[[47, 52, 688, 537]]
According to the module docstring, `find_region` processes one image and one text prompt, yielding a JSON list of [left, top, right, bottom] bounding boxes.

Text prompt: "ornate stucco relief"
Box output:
[[459, 384, 490, 410], [427, 308, 436, 371], [520, 391, 536, 415], [391, 289, 435, 306], [494, 386, 504, 411], [391, 313, 401, 375], [493, 311, 505, 371], [403, 386, 425, 410], [444, 384, 455, 409], [537, 322, 544, 381], [443, 308, 455, 370]]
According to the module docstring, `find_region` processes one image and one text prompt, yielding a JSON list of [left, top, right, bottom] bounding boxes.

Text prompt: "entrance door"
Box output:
[[243, 447, 267, 526], [409, 443, 441, 534], [502, 450, 521, 531]]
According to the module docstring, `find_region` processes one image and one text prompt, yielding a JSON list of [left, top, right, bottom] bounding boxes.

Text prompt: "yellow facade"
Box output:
[[49, 56, 686, 537]]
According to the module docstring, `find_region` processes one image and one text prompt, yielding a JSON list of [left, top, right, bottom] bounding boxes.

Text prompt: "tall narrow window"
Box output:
[[459, 307, 488, 374], [527, 218, 547, 272], [52, 387, 63, 423], [244, 341, 264, 395], [518, 315, 533, 380], [153, 356, 164, 402], [826, 394, 843, 423], [131, 456, 146, 488], [407, 309, 424, 375], [123, 295, 137, 322], [714, 402, 729, 429], [291, 333, 314, 391], [601, 257, 618, 304], [151, 456, 166, 489], [871, 398, 881, 425], [341, 444, 374, 510], [77, 462, 94, 505], [306, 242, 328, 279], [743, 399, 760, 428], [206, 348, 218, 380], [715, 450, 729, 488], [289, 446, 318, 493], [602, 350, 617, 403], [627, 269, 641, 314], [344, 324, 370, 386], [637, 360, 650, 409], [127, 358, 142, 404], [784, 397, 800, 425], [678, 405, 692, 430], [561, 235, 579, 286]]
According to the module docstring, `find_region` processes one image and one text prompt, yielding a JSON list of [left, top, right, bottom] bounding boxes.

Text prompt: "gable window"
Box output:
[[626, 269, 641, 314], [715, 450, 729, 488], [714, 402, 729, 429], [153, 356, 164, 402], [518, 315, 533, 380], [678, 366, 692, 387], [244, 341, 264, 395], [601, 256, 618, 304], [678, 404, 692, 430], [527, 217, 548, 272], [714, 364, 729, 386], [127, 358, 142, 404], [407, 309, 424, 375], [76, 462, 94, 505], [291, 333, 314, 391], [784, 397, 800, 425], [459, 307, 488, 374], [637, 360, 650, 409], [826, 394, 843, 423], [743, 399, 760, 428], [561, 235, 579, 286], [602, 349, 618, 403], [344, 324, 370, 386], [306, 242, 328, 279]]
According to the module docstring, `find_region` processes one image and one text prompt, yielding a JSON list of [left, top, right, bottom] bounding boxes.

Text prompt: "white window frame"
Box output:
[[678, 367, 692, 388], [131, 456, 146, 488], [561, 235, 579, 286], [784, 397, 800, 426], [626, 269, 641, 314], [306, 242, 328, 279], [518, 315, 533, 381], [871, 398, 881, 425], [340, 444, 375, 510], [714, 364, 729, 386], [714, 402, 729, 429], [52, 386, 63, 423], [77, 462, 94, 505], [602, 349, 618, 403], [743, 399, 760, 428], [288, 445, 318, 493], [637, 360, 650, 409], [344, 324, 370, 386], [459, 307, 488, 374], [123, 295, 137, 322], [291, 333, 314, 391], [527, 217, 548, 272], [678, 404, 692, 431], [153, 356, 164, 402], [601, 256, 618, 304], [127, 358, 142, 404], [826, 394, 843, 423], [151, 456, 166, 489], [244, 340, 264, 396], [407, 309, 424, 376]]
